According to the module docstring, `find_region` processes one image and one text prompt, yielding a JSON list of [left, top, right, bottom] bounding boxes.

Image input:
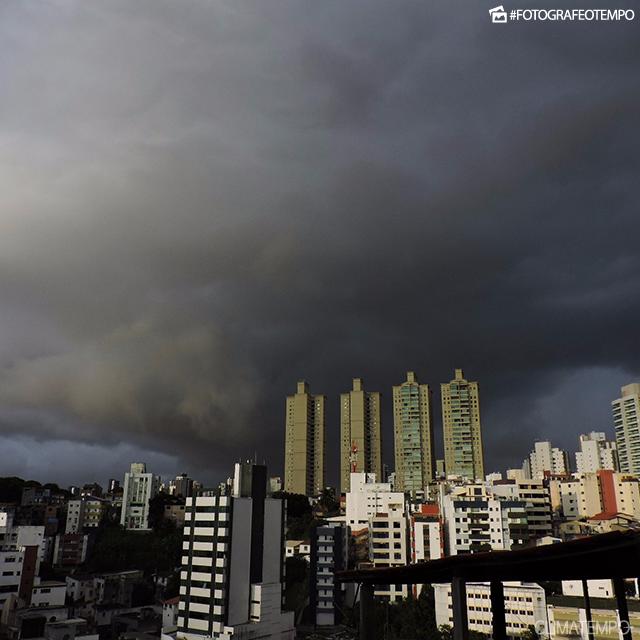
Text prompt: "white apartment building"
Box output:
[[411, 514, 443, 563], [575, 432, 618, 473], [345, 473, 405, 528], [524, 441, 570, 479], [441, 485, 529, 555], [434, 582, 548, 637], [120, 462, 160, 530], [0, 548, 25, 608], [66, 500, 84, 534], [411, 506, 443, 597], [613, 383, 640, 475], [549, 471, 640, 520], [0, 515, 45, 609], [490, 479, 553, 539], [177, 462, 294, 640], [561, 579, 615, 598], [369, 513, 409, 602], [554, 474, 603, 519]]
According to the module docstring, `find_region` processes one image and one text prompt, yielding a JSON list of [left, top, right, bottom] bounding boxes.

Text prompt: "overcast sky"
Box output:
[[0, 0, 638, 488]]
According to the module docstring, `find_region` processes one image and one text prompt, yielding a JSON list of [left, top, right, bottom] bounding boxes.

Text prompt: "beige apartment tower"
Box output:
[[613, 383, 640, 475], [284, 381, 326, 496], [340, 378, 382, 493], [441, 368, 485, 480], [392, 371, 435, 493]]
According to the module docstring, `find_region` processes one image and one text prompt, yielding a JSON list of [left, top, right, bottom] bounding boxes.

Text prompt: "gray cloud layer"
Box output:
[[0, 0, 639, 486]]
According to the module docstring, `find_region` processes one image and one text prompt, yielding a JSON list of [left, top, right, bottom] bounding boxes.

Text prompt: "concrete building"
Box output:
[[170, 475, 194, 499], [441, 368, 485, 481], [163, 596, 180, 638], [66, 500, 85, 534], [575, 432, 618, 473], [613, 383, 640, 475], [164, 504, 187, 527], [440, 485, 529, 555], [369, 512, 409, 602], [284, 381, 325, 496], [53, 533, 89, 566], [310, 523, 344, 626], [554, 473, 603, 519], [120, 463, 160, 530], [550, 470, 640, 520], [561, 579, 615, 598], [177, 462, 294, 640], [410, 504, 443, 564], [434, 581, 547, 637], [392, 371, 435, 493], [340, 378, 382, 493], [410, 504, 443, 596], [66, 497, 109, 533], [524, 441, 570, 479], [345, 473, 405, 529], [491, 479, 553, 539]]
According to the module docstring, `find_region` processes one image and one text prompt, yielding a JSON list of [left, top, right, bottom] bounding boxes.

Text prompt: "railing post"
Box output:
[[490, 580, 507, 640], [613, 577, 632, 640], [452, 577, 469, 640], [360, 582, 375, 640], [582, 579, 594, 640]]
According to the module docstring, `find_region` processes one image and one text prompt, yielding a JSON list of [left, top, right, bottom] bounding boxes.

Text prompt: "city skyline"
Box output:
[[0, 1, 638, 488], [3, 373, 631, 493]]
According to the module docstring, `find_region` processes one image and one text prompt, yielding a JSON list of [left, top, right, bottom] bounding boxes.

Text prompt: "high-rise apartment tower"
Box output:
[[441, 369, 485, 480], [284, 381, 325, 496], [340, 378, 382, 493], [613, 383, 640, 475], [392, 371, 435, 493], [178, 462, 294, 640]]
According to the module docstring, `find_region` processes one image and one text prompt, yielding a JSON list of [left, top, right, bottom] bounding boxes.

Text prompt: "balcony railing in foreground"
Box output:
[[336, 530, 640, 640]]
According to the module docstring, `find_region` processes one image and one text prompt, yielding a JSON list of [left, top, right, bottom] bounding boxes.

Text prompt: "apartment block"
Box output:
[[490, 479, 553, 539], [53, 533, 89, 566], [120, 462, 160, 530], [550, 470, 640, 520], [434, 582, 548, 637], [441, 369, 485, 480], [178, 462, 294, 640], [369, 512, 409, 602], [345, 473, 405, 528], [613, 383, 640, 475], [310, 523, 344, 626], [392, 371, 435, 493], [340, 378, 382, 493], [523, 441, 570, 479], [575, 432, 618, 473], [284, 381, 325, 496], [441, 485, 529, 555]]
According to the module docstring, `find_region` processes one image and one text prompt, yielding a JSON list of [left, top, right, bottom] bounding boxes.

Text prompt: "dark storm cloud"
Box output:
[[0, 0, 638, 486]]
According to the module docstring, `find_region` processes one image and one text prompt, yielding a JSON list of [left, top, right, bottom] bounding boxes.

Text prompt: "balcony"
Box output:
[[337, 530, 640, 640]]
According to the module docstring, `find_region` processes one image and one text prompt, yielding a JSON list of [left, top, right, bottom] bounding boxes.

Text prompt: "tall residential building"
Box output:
[[345, 472, 405, 528], [523, 441, 570, 479], [575, 432, 619, 473], [435, 582, 547, 638], [441, 368, 485, 480], [613, 383, 640, 475], [340, 378, 382, 493], [440, 484, 530, 554], [392, 371, 435, 493], [177, 462, 294, 640], [284, 381, 325, 496], [309, 522, 344, 626], [120, 463, 160, 530], [490, 478, 553, 539]]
